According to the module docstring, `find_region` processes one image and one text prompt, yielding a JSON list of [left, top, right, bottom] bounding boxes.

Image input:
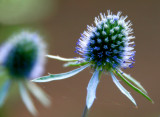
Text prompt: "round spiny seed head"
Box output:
[[0, 31, 46, 79], [76, 10, 135, 71]]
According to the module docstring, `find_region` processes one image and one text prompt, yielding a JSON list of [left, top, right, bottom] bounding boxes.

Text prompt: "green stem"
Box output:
[[82, 105, 89, 117]]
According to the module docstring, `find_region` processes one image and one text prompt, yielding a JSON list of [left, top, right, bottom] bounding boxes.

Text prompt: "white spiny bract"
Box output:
[[33, 11, 152, 117], [76, 10, 135, 71], [0, 32, 50, 116]]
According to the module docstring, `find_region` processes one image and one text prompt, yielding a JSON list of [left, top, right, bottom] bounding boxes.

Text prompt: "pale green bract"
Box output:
[[32, 64, 90, 82], [115, 70, 153, 103], [118, 69, 147, 94], [33, 55, 153, 106], [111, 72, 137, 106], [0, 80, 11, 106], [19, 82, 37, 116]]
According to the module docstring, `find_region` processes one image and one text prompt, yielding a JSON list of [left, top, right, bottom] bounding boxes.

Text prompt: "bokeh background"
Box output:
[[0, 0, 160, 117]]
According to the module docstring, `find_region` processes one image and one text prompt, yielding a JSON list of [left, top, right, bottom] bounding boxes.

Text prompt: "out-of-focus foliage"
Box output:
[[0, 25, 45, 43], [0, 107, 8, 117], [0, 0, 57, 25]]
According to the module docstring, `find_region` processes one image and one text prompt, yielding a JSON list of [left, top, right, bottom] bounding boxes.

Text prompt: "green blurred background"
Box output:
[[0, 0, 160, 117]]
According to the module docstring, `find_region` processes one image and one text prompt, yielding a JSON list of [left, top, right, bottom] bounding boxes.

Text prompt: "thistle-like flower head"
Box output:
[[76, 10, 135, 71], [33, 11, 153, 117], [0, 32, 50, 116], [0, 32, 46, 79]]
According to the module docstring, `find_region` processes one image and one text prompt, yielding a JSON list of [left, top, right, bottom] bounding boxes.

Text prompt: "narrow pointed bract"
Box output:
[[46, 55, 81, 62], [86, 70, 100, 109], [115, 70, 153, 103], [33, 64, 90, 82], [19, 82, 37, 116], [118, 69, 147, 94], [26, 82, 51, 107], [0, 80, 11, 107], [111, 72, 137, 106]]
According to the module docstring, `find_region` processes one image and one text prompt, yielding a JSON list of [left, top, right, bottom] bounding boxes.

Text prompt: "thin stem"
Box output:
[[82, 105, 89, 117]]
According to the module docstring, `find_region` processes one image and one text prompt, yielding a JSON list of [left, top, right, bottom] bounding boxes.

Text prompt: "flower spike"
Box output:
[[33, 10, 153, 117], [0, 31, 51, 115]]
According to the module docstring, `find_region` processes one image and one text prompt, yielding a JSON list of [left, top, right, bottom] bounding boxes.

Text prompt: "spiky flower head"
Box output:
[[76, 10, 135, 71], [0, 31, 46, 79], [0, 31, 50, 116], [33, 10, 153, 117]]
